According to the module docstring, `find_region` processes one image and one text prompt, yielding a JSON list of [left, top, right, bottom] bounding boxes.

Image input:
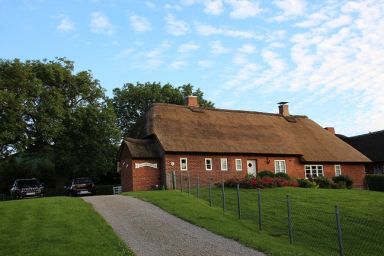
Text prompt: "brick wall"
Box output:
[[131, 159, 161, 191], [164, 153, 366, 188]]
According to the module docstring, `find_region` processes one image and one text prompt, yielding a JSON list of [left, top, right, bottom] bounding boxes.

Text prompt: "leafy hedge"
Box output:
[[365, 175, 384, 192], [219, 174, 354, 190]]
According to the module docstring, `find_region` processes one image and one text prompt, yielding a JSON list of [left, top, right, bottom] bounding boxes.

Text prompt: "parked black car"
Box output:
[[65, 178, 96, 196], [10, 178, 44, 199]]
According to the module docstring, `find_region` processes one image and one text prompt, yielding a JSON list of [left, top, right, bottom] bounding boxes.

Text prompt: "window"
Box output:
[[335, 165, 341, 176], [180, 158, 188, 171], [274, 160, 286, 173], [221, 158, 228, 171], [205, 158, 212, 171], [235, 159, 242, 171], [305, 165, 324, 178]]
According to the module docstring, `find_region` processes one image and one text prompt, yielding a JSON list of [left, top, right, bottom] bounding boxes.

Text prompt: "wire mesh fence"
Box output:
[[171, 172, 384, 256]]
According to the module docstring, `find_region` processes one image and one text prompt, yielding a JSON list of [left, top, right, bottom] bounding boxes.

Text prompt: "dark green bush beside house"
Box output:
[[332, 175, 353, 189], [365, 175, 384, 191]]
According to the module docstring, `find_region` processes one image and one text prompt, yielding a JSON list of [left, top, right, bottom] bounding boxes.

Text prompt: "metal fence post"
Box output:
[[287, 195, 293, 244], [237, 183, 241, 219], [188, 174, 191, 195], [209, 182, 213, 206], [197, 176, 200, 199], [180, 173, 183, 192], [221, 181, 226, 212], [258, 189, 262, 231], [335, 205, 344, 256], [172, 171, 176, 190]]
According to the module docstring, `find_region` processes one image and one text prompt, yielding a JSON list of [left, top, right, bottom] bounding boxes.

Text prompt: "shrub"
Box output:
[[288, 179, 299, 187], [297, 178, 317, 188], [275, 177, 289, 187], [223, 178, 242, 188], [314, 176, 330, 188], [260, 177, 274, 188], [257, 170, 275, 178], [365, 175, 384, 191], [274, 172, 290, 180], [332, 175, 353, 189]]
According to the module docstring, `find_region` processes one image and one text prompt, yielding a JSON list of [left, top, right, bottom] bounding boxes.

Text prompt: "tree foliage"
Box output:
[[112, 82, 214, 137], [0, 58, 119, 190]]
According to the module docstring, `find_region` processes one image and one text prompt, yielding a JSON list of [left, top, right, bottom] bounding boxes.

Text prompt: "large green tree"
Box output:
[[0, 58, 119, 189], [113, 82, 214, 137]]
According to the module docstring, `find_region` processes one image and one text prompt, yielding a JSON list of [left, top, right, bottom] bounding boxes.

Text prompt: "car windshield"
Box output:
[[17, 180, 39, 187], [73, 178, 93, 184]]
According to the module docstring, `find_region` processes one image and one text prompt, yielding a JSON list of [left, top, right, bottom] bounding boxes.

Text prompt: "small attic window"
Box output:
[[180, 158, 188, 171]]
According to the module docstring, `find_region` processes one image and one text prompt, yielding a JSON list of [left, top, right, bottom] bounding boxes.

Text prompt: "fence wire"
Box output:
[[172, 172, 384, 256]]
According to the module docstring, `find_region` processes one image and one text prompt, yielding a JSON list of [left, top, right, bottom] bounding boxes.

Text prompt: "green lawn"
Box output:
[[0, 197, 134, 256], [126, 187, 384, 256]]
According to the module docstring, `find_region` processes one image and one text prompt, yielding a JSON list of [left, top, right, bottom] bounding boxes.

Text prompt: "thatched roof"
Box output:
[[134, 103, 370, 163], [338, 130, 384, 162], [122, 137, 163, 159]]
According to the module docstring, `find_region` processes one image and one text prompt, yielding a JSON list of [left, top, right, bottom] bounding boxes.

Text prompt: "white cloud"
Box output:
[[165, 13, 189, 36], [132, 40, 172, 69], [226, 0, 262, 19], [169, 60, 188, 69], [129, 14, 151, 32], [210, 41, 231, 55], [57, 16, 75, 32], [90, 12, 115, 35], [261, 49, 286, 72], [195, 23, 259, 39], [198, 59, 214, 68], [204, 0, 224, 15], [146, 2, 156, 9], [164, 4, 182, 11], [274, 0, 307, 20], [238, 44, 256, 54], [178, 42, 200, 53], [195, 23, 221, 36], [114, 48, 134, 60]]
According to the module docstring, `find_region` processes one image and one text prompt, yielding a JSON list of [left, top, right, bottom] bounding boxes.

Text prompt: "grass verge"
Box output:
[[126, 187, 384, 256], [0, 197, 134, 256]]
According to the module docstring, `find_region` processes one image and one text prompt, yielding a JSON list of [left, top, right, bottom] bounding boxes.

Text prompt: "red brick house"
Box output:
[[118, 97, 370, 191]]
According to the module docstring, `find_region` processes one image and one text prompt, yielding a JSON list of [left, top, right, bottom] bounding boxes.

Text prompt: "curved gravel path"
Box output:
[[83, 195, 264, 256]]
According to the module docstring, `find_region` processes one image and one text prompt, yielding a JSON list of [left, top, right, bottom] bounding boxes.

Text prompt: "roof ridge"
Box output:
[[150, 102, 307, 118], [348, 129, 384, 138]]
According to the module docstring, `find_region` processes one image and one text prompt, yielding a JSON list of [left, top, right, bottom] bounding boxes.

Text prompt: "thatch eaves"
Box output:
[[122, 137, 163, 159]]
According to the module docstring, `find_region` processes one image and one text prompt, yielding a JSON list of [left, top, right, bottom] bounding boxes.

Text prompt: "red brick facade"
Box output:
[[120, 151, 366, 191], [162, 153, 366, 188]]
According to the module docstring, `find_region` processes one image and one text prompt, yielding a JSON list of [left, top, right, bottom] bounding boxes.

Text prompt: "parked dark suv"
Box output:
[[10, 178, 44, 199], [66, 178, 96, 196]]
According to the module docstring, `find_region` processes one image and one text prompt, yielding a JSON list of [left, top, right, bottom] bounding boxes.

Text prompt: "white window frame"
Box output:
[[274, 160, 287, 173], [205, 158, 212, 171], [220, 158, 228, 171], [335, 165, 341, 176], [180, 158, 188, 171], [305, 165, 324, 178], [235, 159, 242, 171]]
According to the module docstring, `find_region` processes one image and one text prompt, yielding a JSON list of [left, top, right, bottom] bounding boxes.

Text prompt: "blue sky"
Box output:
[[1, 0, 383, 136]]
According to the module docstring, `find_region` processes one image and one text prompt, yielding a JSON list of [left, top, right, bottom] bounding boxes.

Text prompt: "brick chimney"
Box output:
[[185, 96, 199, 107], [324, 127, 335, 135], [278, 102, 289, 116]]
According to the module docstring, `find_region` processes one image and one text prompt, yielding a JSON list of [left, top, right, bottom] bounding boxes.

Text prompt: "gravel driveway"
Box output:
[[83, 195, 264, 256]]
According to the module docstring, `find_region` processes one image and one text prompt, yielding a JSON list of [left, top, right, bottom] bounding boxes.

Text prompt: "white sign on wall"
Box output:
[[135, 162, 158, 169]]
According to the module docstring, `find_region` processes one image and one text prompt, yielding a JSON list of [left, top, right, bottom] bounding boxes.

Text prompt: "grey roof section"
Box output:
[[338, 130, 384, 162]]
